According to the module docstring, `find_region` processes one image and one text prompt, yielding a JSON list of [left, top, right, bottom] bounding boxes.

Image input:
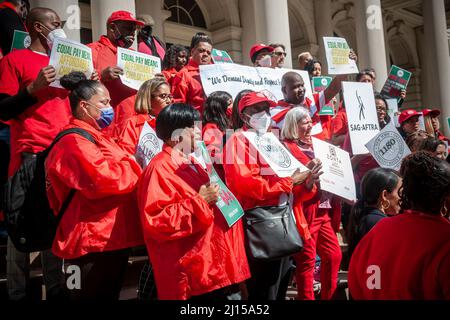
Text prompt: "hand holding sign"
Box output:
[[323, 37, 359, 75], [101, 66, 124, 82], [199, 183, 220, 205], [27, 66, 57, 96]]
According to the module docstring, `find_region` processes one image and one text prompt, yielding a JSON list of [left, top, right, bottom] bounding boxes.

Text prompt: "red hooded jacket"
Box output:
[[45, 119, 143, 259], [138, 144, 250, 300]]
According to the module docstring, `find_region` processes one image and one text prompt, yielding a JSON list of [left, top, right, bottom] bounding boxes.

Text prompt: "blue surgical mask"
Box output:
[[87, 103, 114, 129]]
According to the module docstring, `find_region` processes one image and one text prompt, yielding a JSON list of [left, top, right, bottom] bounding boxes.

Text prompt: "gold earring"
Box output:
[[381, 199, 390, 211], [440, 204, 448, 217]]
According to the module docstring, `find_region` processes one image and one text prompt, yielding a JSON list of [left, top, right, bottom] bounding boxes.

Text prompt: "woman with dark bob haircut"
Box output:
[[349, 152, 450, 299], [137, 103, 250, 300]]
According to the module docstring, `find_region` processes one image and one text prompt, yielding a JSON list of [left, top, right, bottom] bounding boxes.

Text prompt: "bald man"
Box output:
[[0, 7, 70, 300], [271, 71, 347, 141]]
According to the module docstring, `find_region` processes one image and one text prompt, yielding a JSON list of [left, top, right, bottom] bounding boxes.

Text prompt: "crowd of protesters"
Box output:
[[0, 4, 449, 301]]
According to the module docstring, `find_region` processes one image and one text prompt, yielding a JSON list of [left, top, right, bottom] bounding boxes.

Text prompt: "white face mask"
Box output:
[[45, 28, 67, 51], [258, 54, 272, 68], [249, 111, 271, 134]]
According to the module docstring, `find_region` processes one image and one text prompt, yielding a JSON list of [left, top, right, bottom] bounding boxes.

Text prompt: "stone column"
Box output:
[[90, 0, 136, 42], [314, 0, 333, 73], [423, 0, 450, 136], [31, 0, 80, 42], [240, 0, 293, 68], [135, 0, 171, 42], [355, 0, 389, 91]]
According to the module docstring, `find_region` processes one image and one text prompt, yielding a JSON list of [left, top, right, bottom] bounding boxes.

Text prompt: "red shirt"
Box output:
[[45, 119, 143, 259], [138, 39, 166, 61], [332, 104, 348, 137], [88, 36, 137, 108], [202, 122, 226, 180], [349, 211, 450, 300], [162, 67, 178, 88], [109, 95, 137, 139], [138, 144, 250, 299], [171, 59, 207, 114], [0, 49, 72, 176]]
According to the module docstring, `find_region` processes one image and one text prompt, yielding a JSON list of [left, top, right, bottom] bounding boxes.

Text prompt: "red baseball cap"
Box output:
[[249, 44, 274, 63], [107, 11, 145, 26], [398, 109, 422, 125], [238, 91, 277, 113], [422, 108, 441, 117]]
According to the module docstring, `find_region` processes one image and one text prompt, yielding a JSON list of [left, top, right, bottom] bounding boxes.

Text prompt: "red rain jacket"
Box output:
[[110, 95, 137, 139], [171, 59, 207, 114], [116, 113, 156, 156], [349, 210, 450, 300], [45, 119, 143, 259], [138, 145, 250, 300]]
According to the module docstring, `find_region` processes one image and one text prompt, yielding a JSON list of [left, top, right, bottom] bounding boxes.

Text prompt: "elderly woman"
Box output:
[[282, 106, 341, 300], [349, 152, 450, 299], [138, 103, 250, 300]]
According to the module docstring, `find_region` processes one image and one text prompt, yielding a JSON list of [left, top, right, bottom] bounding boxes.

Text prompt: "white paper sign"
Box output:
[[323, 37, 359, 75], [386, 99, 400, 128], [242, 131, 308, 178], [199, 63, 313, 101], [342, 82, 380, 155], [365, 122, 411, 171], [135, 122, 163, 169], [311, 137, 356, 202], [48, 37, 94, 88], [117, 47, 161, 91]]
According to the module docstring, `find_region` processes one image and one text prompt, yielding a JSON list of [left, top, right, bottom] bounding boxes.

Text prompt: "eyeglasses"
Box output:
[[152, 93, 173, 101], [272, 52, 287, 57]]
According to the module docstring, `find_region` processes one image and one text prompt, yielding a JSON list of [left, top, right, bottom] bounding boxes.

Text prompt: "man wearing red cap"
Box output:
[[249, 44, 274, 67], [171, 32, 212, 114], [398, 109, 422, 139], [423, 108, 449, 142], [87, 11, 144, 109]]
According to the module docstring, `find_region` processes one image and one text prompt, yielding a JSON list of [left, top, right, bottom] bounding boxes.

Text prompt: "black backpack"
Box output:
[[1, 128, 95, 253]]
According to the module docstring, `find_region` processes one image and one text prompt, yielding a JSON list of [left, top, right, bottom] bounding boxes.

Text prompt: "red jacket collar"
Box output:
[[98, 35, 118, 54]]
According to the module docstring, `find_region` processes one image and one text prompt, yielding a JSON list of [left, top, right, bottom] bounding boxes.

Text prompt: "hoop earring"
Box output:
[[440, 204, 448, 218], [381, 199, 390, 211]]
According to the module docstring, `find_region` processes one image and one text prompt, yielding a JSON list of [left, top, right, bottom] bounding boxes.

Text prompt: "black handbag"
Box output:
[[243, 205, 303, 261]]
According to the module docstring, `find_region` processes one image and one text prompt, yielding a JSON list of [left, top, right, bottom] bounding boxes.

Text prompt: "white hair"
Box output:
[[281, 107, 311, 140]]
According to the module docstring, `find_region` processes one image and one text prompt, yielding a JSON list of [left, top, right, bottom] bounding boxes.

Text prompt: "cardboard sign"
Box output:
[[342, 82, 380, 155], [117, 47, 161, 90], [365, 122, 411, 171], [323, 37, 359, 75], [311, 137, 356, 202], [211, 48, 233, 64], [135, 122, 163, 169], [197, 142, 244, 227], [48, 38, 94, 88], [381, 65, 412, 99], [10, 30, 30, 52], [242, 131, 308, 178], [386, 99, 400, 128], [199, 63, 313, 101]]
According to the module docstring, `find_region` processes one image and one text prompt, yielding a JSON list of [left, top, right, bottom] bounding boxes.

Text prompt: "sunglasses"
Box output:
[[272, 52, 287, 57]]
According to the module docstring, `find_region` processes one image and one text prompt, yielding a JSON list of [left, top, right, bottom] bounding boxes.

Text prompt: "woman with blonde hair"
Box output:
[[115, 77, 172, 156]]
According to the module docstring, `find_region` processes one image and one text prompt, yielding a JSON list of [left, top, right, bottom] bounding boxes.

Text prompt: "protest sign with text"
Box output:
[[311, 137, 356, 202], [211, 48, 233, 64], [242, 131, 308, 178], [381, 65, 412, 99], [342, 82, 380, 155], [10, 30, 30, 52], [135, 122, 163, 169], [199, 63, 313, 101], [48, 38, 94, 88], [196, 142, 244, 227], [386, 99, 400, 127], [365, 122, 411, 171], [117, 47, 161, 90], [323, 37, 359, 75]]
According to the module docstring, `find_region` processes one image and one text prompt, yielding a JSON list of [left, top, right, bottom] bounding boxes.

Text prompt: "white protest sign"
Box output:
[[312, 137, 356, 202], [135, 122, 163, 169], [199, 63, 313, 101], [323, 37, 359, 75], [48, 38, 94, 88], [242, 131, 308, 178], [386, 99, 400, 128], [117, 47, 161, 91], [342, 82, 380, 155], [365, 122, 411, 171]]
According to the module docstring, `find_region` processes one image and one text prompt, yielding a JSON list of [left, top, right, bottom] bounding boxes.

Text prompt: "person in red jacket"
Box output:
[[115, 77, 171, 157], [162, 44, 188, 87], [349, 152, 450, 300], [223, 91, 314, 300], [138, 103, 250, 300], [202, 91, 233, 181], [171, 32, 212, 114], [87, 10, 144, 108], [45, 72, 143, 300], [281, 107, 342, 300], [0, 7, 75, 300]]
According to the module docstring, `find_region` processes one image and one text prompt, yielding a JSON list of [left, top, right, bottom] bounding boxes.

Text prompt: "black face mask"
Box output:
[[112, 24, 134, 48], [140, 26, 153, 39]]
